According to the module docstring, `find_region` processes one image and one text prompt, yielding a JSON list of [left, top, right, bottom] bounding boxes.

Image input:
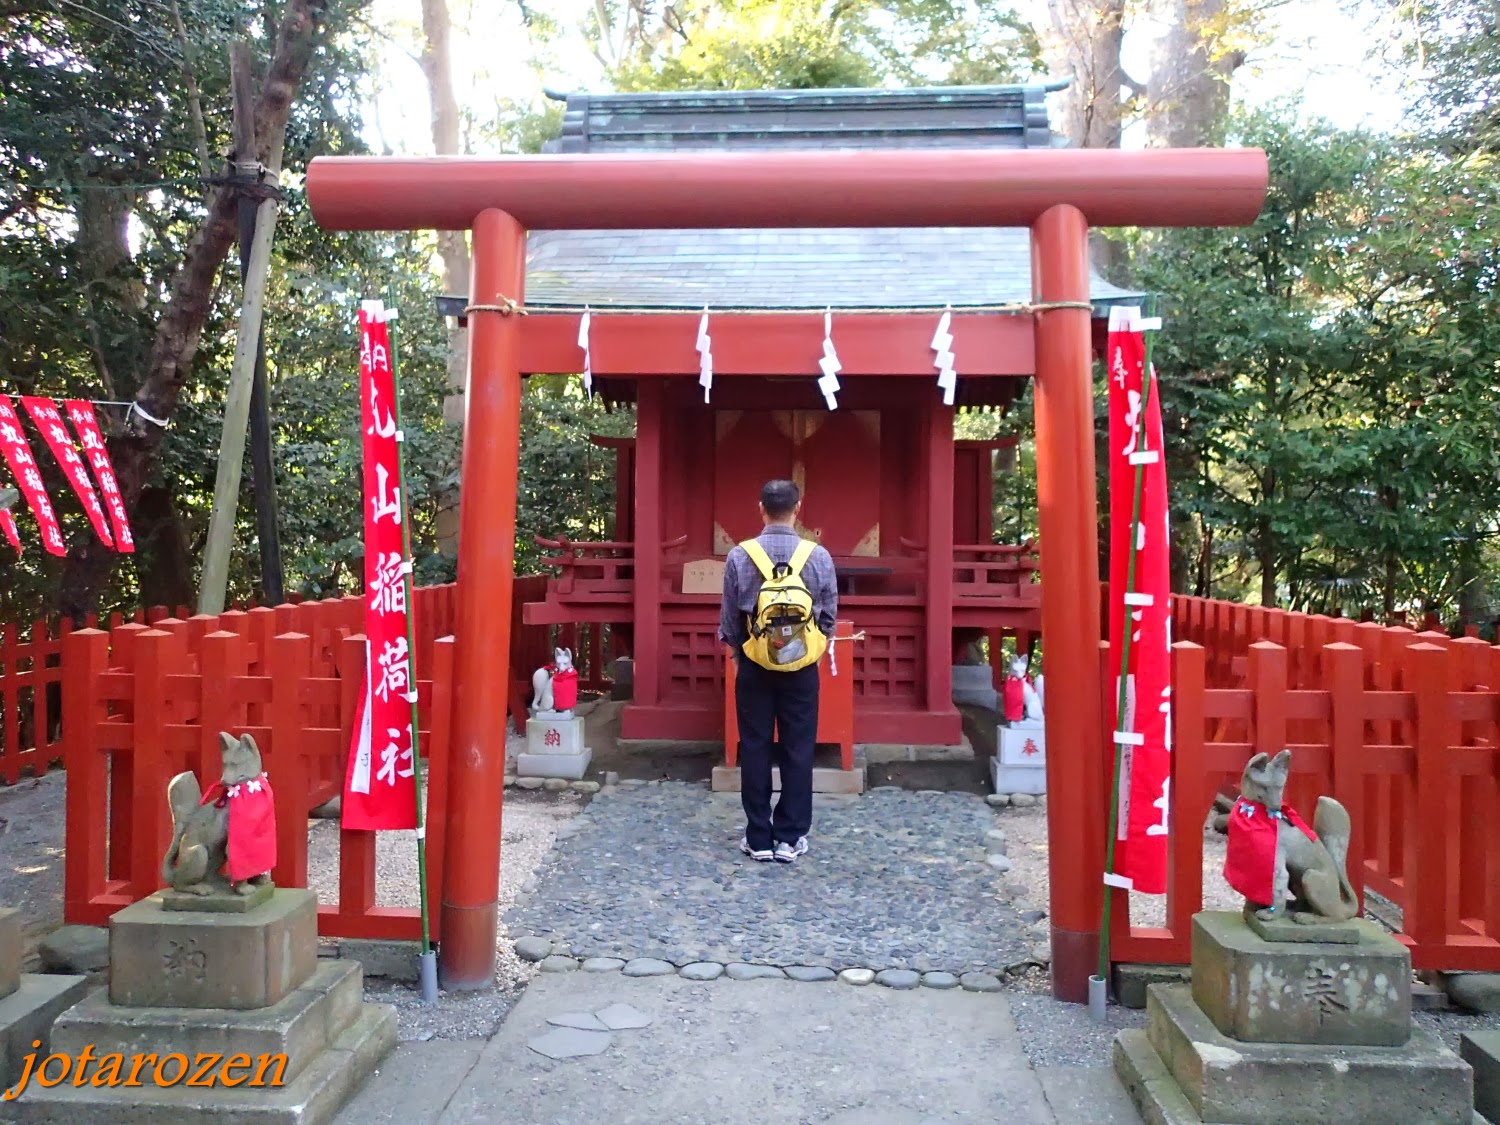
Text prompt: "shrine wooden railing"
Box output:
[[952, 542, 1039, 601], [1111, 607, 1500, 974], [534, 536, 636, 594]]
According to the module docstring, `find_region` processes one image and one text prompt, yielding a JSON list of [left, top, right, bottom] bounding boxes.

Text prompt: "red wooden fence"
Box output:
[[1108, 596, 1500, 973]]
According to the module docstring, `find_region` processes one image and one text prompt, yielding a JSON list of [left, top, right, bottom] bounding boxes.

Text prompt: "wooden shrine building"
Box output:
[[509, 85, 1140, 747]]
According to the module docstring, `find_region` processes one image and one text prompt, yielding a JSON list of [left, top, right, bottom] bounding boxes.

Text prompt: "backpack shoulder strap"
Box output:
[[738, 539, 775, 580], [786, 538, 817, 577]]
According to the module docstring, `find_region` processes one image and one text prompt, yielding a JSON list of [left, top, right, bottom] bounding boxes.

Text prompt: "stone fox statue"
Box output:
[[162, 733, 276, 896], [1225, 749, 1359, 924]]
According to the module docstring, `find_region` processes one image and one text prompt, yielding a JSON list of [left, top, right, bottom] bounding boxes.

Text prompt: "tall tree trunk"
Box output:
[[421, 0, 471, 556], [1041, 0, 1128, 276], [1145, 0, 1245, 148], [55, 0, 331, 621]]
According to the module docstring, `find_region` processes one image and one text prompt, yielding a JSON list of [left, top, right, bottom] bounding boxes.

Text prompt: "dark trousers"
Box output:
[[735, 657, 819, 852]]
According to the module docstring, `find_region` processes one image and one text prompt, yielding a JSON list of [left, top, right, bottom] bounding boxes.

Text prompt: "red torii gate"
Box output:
[[306, 147, 1268, 1001]]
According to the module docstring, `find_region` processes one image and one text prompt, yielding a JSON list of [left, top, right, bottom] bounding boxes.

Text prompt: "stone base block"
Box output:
[[998, 725, 1046, 767], [110, 889, 317, 1010], [992, 758, 1045, 796], [53, 962, 364, 1086], [857, 740, 973, 764], [1245, 910, 1361, 944], [516, 747, 593, 781], [7, 1000, 394, 1124], [161, 882, 275, 913], [1113, 962, 1191, 1009], [526, 716, 585, 756], [1463, 1030, 1500, 1124], [0, 973, 88, 1087], [951, 665, 999, 709], [1191, 910, 1410, 1046], [0, 911, 22, 1000], [1116, 983, 1472, 1125], [711, 766, 866, 795]]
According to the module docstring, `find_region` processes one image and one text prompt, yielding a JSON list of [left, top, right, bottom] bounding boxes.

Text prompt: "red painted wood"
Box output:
[[519, 313, 1035, 378], [442, 208, 526, 989], [306, 148, 1269, 232], [633, 381, 664, 710], [924, 401, 956, 713]]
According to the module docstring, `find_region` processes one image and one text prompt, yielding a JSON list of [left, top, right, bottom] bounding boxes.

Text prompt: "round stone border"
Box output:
[[513, 940, 1041, 991]]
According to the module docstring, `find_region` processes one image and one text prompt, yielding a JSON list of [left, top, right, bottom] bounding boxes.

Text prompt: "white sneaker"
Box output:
[[773, 837, 809, 863], [739, 837, 774, 862]]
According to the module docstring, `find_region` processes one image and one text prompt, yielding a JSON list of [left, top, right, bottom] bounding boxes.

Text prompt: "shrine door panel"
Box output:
[[713, 411, 797, 554], [798, 411, 880, 556], [952, 445, 993, 545]]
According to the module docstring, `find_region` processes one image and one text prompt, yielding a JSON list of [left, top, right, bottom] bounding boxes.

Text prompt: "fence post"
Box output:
[[1324, 642, 1366, 915], [338, 634, 376, 926], [63, 629, 110, 922], [1248, 642, 1288, 755], [1168, 641, 1206, 947], [268, 632, 312, 889], [199, 631, 246, 786], [129, 630, 179, 901], [1406, 642, 1453, 949]]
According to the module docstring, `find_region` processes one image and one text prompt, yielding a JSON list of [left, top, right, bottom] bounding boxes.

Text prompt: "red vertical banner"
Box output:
[[0, 510, 20, 555], [63, 401, 136, 552], [1106, 306, 1172, 895], [20, 397, 114, 548], [343, 301, 418, 831], [0, 396, 66, 556]]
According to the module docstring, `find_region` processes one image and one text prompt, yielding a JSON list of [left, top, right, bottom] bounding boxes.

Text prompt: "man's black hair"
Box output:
[[760, 479, 801, 520]]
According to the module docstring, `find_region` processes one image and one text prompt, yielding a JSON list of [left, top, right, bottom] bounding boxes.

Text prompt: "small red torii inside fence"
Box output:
[[305, 144, 1269, 1001]]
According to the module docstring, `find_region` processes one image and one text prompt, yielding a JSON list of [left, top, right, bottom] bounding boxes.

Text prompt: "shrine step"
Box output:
[[710, 766, 867, 795]]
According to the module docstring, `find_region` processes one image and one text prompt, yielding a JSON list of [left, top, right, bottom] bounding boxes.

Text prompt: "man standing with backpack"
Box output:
[[719, 479, 838, 863]]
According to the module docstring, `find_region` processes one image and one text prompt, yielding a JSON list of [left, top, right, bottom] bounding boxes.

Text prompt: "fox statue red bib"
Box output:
[[200, 772, 277, 883], [1223, 798, 1316, 904]]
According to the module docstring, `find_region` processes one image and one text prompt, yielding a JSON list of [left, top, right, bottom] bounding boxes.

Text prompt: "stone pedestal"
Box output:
[[12, 890, 393, 1124], [517, 716, 593, 780], [992, 725, 1045, 795], [1114, 910, 1474, 1124], [951, 664, 999, 709], [0, 908, 88, 1091]]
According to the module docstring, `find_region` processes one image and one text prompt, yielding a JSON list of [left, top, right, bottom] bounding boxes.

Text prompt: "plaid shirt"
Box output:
[[718, 524, 838, 648]]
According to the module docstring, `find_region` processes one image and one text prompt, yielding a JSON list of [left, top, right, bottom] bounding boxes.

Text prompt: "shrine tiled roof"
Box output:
[[522, 83, 1141, 313]]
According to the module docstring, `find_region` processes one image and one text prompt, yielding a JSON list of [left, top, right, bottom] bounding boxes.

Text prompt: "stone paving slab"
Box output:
[[435, 972, 1065, 1125], [332, 1041, 484, 1125], [504, 784, 1028, 974]]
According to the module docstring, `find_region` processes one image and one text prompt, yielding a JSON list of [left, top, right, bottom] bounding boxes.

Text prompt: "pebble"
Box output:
[[622, 958, 676, 977], [516, 777, 544, 790], [515, 936, 552, 963], [1011, 794, 1039, 808], [1029, 943, 1051, 965], [505, 783, 1035, 974], [985, 828, 1008, 854], [922, 971, 959, 989], [581, 957, 625, 973], [543, 778, 571, 792], [986, 794, 1011, 808], [960, 972, 1004, 993], [876, 969, 921, 990], [679, 962, 725, 981], [786, 965, 836, 982], [503, 777, 517, 788], [619, 779, 647, 788], [1019, 909, 1047, 924], [839, 969, 875, 986], [986, 854, 1013, 872], [726, 963, 786, 981], [571, 781, 601, 794], [538, 955, 579, 973], [603, 771, 620, 786]]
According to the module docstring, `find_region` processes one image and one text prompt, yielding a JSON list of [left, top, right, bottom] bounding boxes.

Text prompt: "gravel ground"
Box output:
[[505, 782, 1039, 974], [0, 770, 66, 966], [306, 783, 587, 1042]]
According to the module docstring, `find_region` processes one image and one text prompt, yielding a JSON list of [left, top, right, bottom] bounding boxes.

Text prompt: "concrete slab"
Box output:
[[332, 1041, 483, 1125], [437, 971, 1059, 1125], [1036, 1066, 1144, 1124]]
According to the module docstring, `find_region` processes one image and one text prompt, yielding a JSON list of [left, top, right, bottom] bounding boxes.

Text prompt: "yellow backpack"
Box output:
[[739, 538, 827, 672]]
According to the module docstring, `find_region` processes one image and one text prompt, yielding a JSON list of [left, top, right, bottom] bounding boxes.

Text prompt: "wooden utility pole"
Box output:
[[198, 43, 287, 615]]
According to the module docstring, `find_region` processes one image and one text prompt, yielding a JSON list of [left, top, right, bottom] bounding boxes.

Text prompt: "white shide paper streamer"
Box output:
[[818, 309, 842, 410], [931, 307, 957, 406], [696, 310, 713, 403], [577, 307, 592, 398]]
